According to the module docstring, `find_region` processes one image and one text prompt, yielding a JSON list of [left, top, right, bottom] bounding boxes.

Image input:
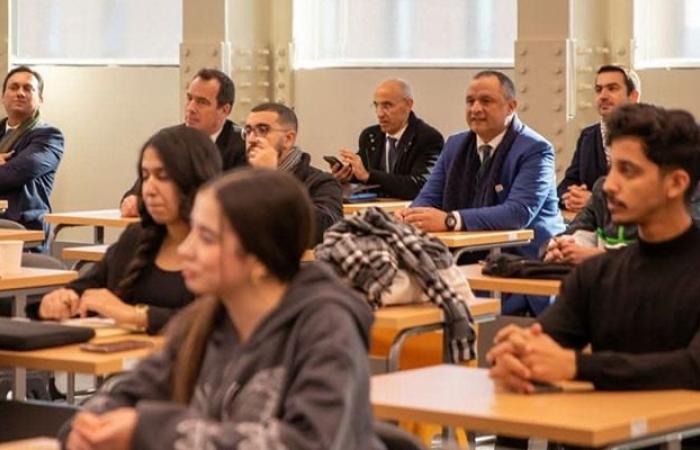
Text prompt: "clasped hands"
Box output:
[[66, 408, 136, 450], [486, 323, 577, 393], [40, 287, 139, 325]]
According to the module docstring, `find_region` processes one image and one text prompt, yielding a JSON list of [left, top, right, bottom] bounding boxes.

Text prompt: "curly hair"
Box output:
[[116, 125, 222, 299]]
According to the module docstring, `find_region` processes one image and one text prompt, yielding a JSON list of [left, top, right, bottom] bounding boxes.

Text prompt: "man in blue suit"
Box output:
[[0, 66, 64, 234], [396, 70, 564, 314]]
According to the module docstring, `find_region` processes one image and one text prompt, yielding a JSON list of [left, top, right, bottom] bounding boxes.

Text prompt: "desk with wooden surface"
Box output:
[[432, 230, 534, 259], [373, 297, 500, 372], [0, 229, 45, 244], [0, 267, 77, 318], [372, 365, 700, 449], [0, 332, 164, 403], [343, 199, 410, 215], [460, 264, 562, 297], [61, 244, 109, 270], [0, 438, 58, 450], [44, 209, 139, 245]]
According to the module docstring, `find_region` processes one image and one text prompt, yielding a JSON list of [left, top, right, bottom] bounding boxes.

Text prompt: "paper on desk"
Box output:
[[61, 317, 117, 328]]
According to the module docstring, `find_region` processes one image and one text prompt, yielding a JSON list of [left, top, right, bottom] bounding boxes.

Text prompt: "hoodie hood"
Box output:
[[245, 261, 374, 349]]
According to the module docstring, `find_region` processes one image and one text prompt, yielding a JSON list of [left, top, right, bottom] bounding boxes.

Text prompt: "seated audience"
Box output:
[[558, 65, 640, 213], [244, 102, 342, 244], [489, 104, 700, 392], [332, 78, 444, 200], [0, 65, 64, 234], [62, 169, 381, 450], [38, 125, 222, 334], [121, 68, 245, 216]]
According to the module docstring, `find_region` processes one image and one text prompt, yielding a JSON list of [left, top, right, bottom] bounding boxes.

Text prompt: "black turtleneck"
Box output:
[[539, 223, 700, 390]]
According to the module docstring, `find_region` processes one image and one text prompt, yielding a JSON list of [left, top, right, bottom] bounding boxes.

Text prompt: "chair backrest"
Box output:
[[0, 219, 25, 230], [21, 253, 66, 270], [0, 399, 78, 442], [477, 316, 536, 368], [374, 420, 426, 450]]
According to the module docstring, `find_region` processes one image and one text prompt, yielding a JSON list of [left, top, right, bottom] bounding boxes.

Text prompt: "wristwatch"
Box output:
[[444, 212, 458, 231]]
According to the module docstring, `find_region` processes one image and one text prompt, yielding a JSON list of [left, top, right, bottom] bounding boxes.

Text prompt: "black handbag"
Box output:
[[482, 253, 572, 280], [0, 318, 95, 350]]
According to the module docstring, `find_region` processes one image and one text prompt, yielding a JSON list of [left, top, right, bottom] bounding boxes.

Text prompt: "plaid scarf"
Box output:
[[278, 146, 303, 173], [315, 207, 476, 362], [0, 111, 41, 154]]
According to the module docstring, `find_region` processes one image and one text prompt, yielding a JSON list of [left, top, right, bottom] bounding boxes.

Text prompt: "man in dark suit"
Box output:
[[558, 65, 640, 213], [331, 79, 443, 200], [0, 66, 64, 233], [120, 68, 246, 216]]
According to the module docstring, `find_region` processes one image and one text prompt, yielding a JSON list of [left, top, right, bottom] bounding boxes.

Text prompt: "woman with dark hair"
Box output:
[[62, 169, 382, 450], [38, 125, 222, 334]]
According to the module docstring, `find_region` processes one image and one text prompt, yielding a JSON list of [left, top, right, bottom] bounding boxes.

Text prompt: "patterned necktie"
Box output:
[[387, 137, 398, 173], [475, 144, 493, 186]]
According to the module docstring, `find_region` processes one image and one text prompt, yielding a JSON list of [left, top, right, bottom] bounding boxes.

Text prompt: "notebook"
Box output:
[[0, 318, 95, 351]]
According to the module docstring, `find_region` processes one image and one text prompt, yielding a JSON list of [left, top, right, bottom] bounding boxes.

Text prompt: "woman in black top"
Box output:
[[39, 125, 222, 333]]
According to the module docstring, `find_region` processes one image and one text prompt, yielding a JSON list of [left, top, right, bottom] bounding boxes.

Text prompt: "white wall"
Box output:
[[293, 68, 515, 166], [37, 66, 180, 241], [638, 69, 700, 117]]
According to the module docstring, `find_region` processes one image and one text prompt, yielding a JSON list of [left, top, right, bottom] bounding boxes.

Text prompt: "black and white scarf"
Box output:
[[315, 207, 476, 362]]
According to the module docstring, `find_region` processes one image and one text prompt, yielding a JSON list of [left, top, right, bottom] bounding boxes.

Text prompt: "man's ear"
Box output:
[[666, 168, 691, 201]]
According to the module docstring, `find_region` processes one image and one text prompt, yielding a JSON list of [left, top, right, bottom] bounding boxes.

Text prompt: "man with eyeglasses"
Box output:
[[331, 78, 444, 200], [244, 102, 342, 244], [120, 68, 246, 217]]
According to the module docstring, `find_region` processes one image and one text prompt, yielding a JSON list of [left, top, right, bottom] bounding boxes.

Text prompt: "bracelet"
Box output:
[[133, 304, 149, 332]]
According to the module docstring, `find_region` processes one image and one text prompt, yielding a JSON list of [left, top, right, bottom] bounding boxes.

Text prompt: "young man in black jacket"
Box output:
[[244, 102, 342, 244], [332, 78, 444, 200], [489, 103, 700, 392]]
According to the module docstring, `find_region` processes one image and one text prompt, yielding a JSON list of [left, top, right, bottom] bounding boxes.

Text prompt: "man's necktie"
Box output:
[[387, 137, 398, 173]]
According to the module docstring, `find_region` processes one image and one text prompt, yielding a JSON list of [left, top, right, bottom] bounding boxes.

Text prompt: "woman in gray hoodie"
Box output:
[[62, 168, 383, 450]]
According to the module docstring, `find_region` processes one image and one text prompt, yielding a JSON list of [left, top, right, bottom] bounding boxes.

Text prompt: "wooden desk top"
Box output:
[[373, 297, 500, 330], [0, 333, 165, 375], [431, 229, 534, 248], [62, 244, 109, 262], [372, 365, 700, 447], [0, 438, 58, 450], [0, 229, 45, 243], [0, 267, 77, 291], [460, 264, 562, 296], [44, 209, 140, 227], [343, 200, 410, 215]]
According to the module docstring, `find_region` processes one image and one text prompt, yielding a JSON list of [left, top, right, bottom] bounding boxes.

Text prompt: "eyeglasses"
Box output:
[[241, 123, 289, 140]]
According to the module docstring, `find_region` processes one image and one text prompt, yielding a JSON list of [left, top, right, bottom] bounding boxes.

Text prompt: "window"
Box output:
[[634, 0, 700, 68], [293, 0, 516, 68], [12, 0, 182, 65]]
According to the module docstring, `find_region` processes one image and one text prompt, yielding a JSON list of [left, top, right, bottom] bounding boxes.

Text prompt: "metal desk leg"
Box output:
[[386, 323, 443, 372], [67, 373, 76, 404], [12, 293, 27, 318], [94, 226, 105, 244], [12, 367, 26, 400]]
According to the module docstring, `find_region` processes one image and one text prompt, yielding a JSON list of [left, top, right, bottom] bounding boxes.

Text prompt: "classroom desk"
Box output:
[[0, 438, 58, 450], [0, 332, 164, 403], [460, 264, 562, 297], [61, 244, 109, 270], [44, 209, 139, 246], [373, 297, 500, 372], [0, 229, 45, 244], [372, 365, 700, 449], [343, 199, 410, 215], [432, 229, 534, 253]]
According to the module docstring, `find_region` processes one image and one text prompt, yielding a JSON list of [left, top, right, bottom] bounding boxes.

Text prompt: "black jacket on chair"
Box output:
[[557, 122, 607, 206], [358, 111, 443, 200]]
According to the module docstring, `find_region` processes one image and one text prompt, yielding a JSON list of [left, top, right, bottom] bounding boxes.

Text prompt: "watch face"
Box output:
[[445, 214, 457, 230]]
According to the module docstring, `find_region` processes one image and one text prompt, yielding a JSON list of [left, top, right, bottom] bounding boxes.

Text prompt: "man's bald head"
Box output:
[[373, 78, 414, 134]]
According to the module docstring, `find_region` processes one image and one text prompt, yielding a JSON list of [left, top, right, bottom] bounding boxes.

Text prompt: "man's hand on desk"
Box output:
[[396, 207, 448, 232], [562, 184, 591, 212], [39, 288, 80, 320], [488, 323, 577, 393], [120, 195, 139, 218]]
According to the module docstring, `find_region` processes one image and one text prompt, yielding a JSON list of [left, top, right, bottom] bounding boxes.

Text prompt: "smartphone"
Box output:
[[80, 339, 155, 353], [323, 155, 342, 167], [530, 380, 563, 394]]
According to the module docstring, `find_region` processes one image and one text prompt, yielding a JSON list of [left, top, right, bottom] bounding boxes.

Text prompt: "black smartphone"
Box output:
[[323, 155, 342, 167]]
